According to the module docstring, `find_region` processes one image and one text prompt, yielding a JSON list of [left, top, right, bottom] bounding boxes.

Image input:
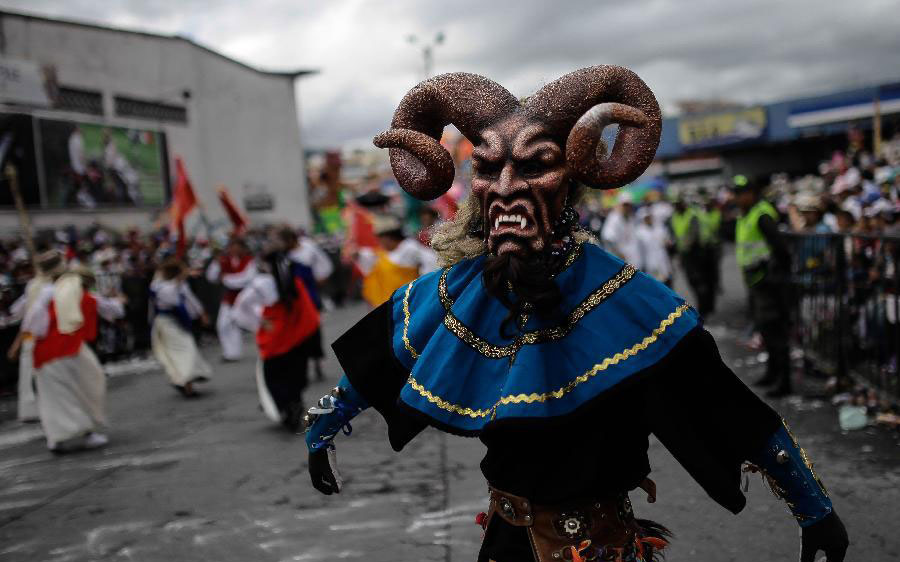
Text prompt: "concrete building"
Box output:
[[0, 9, 315, 234]]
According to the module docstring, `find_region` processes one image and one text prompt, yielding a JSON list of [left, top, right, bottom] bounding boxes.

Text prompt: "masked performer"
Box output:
[[304, 67, 849, 562], [232, 248, 320, 431], [206, 237, 255, 361], [21, 253, 125, 453], [150, 258, 212, 397]]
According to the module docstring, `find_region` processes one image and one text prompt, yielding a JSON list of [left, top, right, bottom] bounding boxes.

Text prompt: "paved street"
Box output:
[[1, 255, 898, 562]]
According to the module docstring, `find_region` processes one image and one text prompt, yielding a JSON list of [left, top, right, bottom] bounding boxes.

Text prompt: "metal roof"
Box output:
[[0, 8, 318, 80]]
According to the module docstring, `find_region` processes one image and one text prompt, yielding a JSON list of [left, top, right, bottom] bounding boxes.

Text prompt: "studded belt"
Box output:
[[486, 487, 647, 562]]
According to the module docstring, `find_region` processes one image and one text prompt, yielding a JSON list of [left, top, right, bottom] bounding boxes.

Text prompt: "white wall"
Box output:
[[0, 12, 311, 233]]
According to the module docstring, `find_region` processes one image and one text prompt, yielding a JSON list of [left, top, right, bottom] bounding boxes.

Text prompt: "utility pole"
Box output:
[[406, 31, 445, 80], [873, 93, 882, 158]]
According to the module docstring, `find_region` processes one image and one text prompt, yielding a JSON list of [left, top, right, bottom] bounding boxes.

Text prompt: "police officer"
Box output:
[[670, 195, 715, 316], [732, 175, 793, 397], [699, 192, 723, 301]]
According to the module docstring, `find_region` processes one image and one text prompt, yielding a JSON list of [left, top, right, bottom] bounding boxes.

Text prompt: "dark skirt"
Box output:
[[300, 328, 325, 360], [262, 341, 310, 428]]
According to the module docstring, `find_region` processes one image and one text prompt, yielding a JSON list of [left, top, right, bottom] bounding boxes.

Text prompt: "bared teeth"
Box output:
[[493, 213, 529, 230]]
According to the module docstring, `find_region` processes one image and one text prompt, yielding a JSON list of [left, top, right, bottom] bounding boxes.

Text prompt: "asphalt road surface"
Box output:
[[1, 253, 898, 561]]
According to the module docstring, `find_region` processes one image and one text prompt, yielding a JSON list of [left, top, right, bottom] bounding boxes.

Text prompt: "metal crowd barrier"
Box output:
[[783, 232, 900, 400]]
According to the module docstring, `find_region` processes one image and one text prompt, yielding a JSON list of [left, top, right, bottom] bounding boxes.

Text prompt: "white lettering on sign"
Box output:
[[0, 58, 51, 107]]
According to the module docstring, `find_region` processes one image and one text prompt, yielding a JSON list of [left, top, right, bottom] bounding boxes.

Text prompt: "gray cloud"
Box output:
[[3, 0, 899, 148]]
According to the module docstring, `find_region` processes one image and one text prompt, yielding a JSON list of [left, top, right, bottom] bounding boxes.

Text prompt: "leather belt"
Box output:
[[486, 487, 656, 562]]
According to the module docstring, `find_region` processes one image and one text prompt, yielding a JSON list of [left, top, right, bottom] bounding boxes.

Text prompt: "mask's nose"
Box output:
[[494, 162, 528, 198]]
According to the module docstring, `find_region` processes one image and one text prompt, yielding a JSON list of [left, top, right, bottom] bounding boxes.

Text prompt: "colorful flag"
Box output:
[[216, 184, 248, 235], [170, 156, 197, 257]]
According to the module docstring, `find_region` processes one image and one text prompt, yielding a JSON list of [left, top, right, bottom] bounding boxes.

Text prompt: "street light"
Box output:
[[406, 31, 445, 80]]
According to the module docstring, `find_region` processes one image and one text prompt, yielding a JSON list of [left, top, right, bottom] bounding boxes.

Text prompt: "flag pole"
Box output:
[[4, 163, 38, 264]]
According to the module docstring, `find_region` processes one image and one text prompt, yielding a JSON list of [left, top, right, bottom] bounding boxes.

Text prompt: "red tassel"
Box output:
[[636, 536, 669, 559], [568, 540, 593, 562], [474, 512, 488, 529], [639, 537, 669, 550]]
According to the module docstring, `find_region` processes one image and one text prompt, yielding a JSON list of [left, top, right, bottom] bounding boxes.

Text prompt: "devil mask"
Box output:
[[374, 65, 662, 258]]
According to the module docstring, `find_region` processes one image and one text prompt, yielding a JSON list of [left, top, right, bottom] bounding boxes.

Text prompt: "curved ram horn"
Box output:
[[374, 72, 519, 200], [525, 65, 661, 190]]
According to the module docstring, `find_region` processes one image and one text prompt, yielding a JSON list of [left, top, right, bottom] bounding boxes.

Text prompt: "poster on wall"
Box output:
[[38, 118, 169, 208]]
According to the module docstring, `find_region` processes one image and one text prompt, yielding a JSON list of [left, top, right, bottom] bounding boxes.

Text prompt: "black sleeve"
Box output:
[[331, 301, 427, 451], [758, 214, 790, 270], [644, 327, 781, 513]]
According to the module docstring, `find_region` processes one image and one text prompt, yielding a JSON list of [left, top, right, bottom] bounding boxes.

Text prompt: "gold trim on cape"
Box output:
[[438, 262, 637, 359], [401, 280, 420, 359], [405, 303, 691, 419]]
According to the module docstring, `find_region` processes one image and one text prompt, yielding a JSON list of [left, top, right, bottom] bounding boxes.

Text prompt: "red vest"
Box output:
[[220, 254, 254, 305], [256, 278, 320, 359], [33, 293, 98, 369]]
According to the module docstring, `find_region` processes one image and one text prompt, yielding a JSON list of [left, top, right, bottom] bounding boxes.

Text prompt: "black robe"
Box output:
[[333, 301, 781, 561]]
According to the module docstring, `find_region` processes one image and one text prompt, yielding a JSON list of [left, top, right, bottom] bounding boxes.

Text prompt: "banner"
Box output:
[[39, 118, 169, 208], [0, 114, 170, 209], [678, 107, 767, 149]]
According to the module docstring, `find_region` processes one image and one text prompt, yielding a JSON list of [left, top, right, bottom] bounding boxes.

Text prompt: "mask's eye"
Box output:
[[519, 160, 546, 178], [473, 159, 500, 179]]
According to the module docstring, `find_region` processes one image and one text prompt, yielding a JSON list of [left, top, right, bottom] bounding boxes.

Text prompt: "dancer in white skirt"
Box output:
[[21, 257, 125, 453], [150, 258, 212, 397], [232, 248, 320, 431], [206, 238, 255, 361], [7, 254, 58, 422]]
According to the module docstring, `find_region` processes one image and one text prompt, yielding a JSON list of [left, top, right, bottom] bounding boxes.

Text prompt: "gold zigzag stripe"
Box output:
[[438, 261, 637, 359], [406, 303, 691, 419], [402, 280, 420, 359]]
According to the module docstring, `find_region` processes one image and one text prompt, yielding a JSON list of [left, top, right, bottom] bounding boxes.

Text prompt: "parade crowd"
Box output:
[[2, 134, 899, 453]]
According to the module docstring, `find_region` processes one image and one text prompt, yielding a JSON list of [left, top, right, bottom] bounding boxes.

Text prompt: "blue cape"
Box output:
[[389, 243, 699, 434]]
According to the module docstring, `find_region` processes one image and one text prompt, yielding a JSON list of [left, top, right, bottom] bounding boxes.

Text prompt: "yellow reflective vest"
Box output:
[[670, 208, 699, 253], [735, 200, 778, 286]]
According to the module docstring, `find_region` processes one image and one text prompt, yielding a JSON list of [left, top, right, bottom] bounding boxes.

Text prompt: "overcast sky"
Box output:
[[4, 0, 899, 149]]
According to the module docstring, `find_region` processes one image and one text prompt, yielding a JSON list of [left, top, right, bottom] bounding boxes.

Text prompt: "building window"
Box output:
[[55, 87, 104, 116], [114, 95, 187, 124]]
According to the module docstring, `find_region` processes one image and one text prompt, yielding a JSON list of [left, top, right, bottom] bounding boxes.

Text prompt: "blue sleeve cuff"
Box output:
[[305, 375, 369, 452], [749, 422, 832, 527]]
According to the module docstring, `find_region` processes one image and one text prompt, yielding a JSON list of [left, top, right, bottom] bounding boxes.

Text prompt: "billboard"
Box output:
[[678, 107, 767, 150], [0, 113, 169, 209]]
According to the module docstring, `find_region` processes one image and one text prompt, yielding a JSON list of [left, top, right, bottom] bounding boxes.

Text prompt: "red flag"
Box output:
[[216, 185, 248, 235], [170, 156, 197, 257], [341, 202, 378, 279], [343, 202, 377, 249]]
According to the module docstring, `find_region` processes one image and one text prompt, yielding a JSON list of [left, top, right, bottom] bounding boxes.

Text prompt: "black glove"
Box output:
[[800, 511, 849, 562], [308, 446, 343, 495]]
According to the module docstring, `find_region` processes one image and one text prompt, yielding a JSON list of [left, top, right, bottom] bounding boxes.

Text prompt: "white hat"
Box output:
[[842, 168, 861, 188], [617, 191, 634, 205], [794, 192, 821, 212], [841, 200, 862, 221], [864, 198, 893, 217], [831, 177, 851, 196]]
